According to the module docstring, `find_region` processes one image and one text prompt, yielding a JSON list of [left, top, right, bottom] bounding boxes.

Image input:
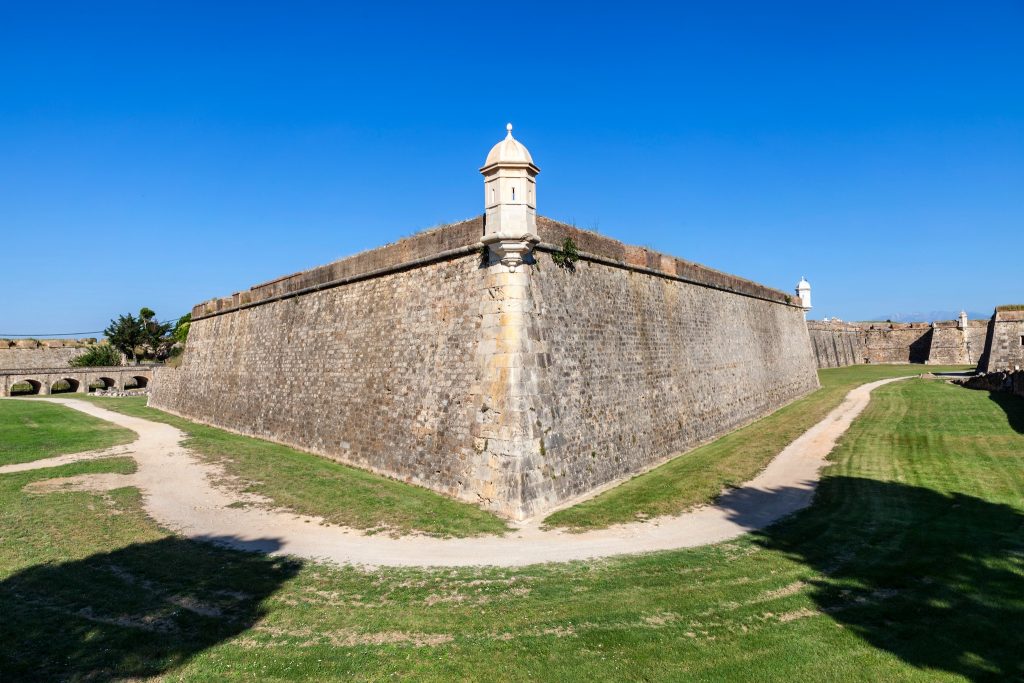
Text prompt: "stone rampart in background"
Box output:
[[927, 320, 988, 366], [806, 319, 989, 369], [152, 216, 819, 519], [0, 339, 93, 370], [806, 321, 931, 368], [859, 322, 933, 364], [806, 321, 867, 368]]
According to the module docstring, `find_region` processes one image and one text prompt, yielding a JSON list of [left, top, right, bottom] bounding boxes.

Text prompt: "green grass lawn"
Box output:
[[2, 375, 1020, 681], [65, 396, 510, 538], [544, 364, 973, 530], [0, 399, 134, 466]]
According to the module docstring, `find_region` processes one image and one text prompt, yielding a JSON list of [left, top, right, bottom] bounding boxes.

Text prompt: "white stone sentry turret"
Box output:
[[959, 310, 968, 329], [480, 123, 540, 270], [796, 277, 812, 312]]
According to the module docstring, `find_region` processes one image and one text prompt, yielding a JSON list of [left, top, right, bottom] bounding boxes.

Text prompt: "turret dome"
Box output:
[[482, 123, 537, 171], [479, 122, 540, 270], [795, 277, 812, 311]]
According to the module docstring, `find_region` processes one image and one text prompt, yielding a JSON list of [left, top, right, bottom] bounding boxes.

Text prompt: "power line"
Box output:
[[0, 332, 104, 338], [0, 313, 190, 338]]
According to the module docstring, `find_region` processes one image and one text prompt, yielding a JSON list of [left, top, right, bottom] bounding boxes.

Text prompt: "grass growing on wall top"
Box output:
[[0, 399, 134, 466], [543, 364, 973, 531], [68, 396, 511, 538], [0, 378, 1021, 680]]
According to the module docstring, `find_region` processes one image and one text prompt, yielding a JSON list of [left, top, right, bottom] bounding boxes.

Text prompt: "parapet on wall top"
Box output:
[[480, 123, 540, 271]]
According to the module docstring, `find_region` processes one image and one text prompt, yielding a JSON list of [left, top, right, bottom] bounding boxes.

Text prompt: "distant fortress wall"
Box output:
[[0, 339, 93, 370], [861, 323, 934, 364], [805, 321, 931, 368], [806, 322, 866, 368], [927, 320, 988, 366], [806, 319, 987, 369], [151, 216, 819, 519]]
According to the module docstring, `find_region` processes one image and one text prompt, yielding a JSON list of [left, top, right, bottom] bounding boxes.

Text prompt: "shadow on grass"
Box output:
[[726, 477, 1024, 682], [0, 536, 301, 682], [952, 378, 1024, 435], [988, 391, 1024, 435]]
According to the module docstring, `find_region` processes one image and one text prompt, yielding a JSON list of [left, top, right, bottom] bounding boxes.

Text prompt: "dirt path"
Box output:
[[1, 377, 905, 567], [0, 442, 133, 473]]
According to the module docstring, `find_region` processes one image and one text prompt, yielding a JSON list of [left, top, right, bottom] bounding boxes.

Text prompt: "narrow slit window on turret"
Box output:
[[512, 186, 516, 200]]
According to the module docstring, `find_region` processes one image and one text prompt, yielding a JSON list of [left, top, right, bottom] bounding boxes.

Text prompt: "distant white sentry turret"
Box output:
[[796, 277, 812, 312], [480, 123, 540, 270], [959, 310, 968, 329]]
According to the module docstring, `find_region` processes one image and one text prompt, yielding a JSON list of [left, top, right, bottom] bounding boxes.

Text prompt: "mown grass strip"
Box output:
[[0, 399, 135, 466], [543, 364, 972, 530]]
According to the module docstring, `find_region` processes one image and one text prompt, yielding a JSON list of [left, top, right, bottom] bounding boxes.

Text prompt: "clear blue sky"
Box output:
[[1, 1, 1021, 334]]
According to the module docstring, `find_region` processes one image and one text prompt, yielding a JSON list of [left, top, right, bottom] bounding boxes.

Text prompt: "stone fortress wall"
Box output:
[[927, 320, 989, 366], [806, 318, 988, 369], [526, 219, 819, 508], [0, 339, 92, 370], [806, 321, 866, 368], [979, 306, 1024, 373], [861, 323, 933, 364], [153, 218, 491, 509], [151, 216, 819, 520]]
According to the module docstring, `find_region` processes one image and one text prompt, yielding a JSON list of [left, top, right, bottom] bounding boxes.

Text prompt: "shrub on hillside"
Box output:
[[173, 313, 191, 343], [69, 345, 123, 368]]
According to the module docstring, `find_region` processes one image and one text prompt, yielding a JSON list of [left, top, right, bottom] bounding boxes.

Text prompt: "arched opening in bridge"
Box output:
[[89, 377, 117, 392], [51, 378, 80, 394], [10, 379, 42, 396], [131, 376, 149, 389]]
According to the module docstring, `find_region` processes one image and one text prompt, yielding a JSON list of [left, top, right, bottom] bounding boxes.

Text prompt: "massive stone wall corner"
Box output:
[[152, 217, 821, 520]]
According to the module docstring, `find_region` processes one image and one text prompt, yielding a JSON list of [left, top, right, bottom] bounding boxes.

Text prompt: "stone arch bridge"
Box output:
[[0, 366, 153, 397]]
